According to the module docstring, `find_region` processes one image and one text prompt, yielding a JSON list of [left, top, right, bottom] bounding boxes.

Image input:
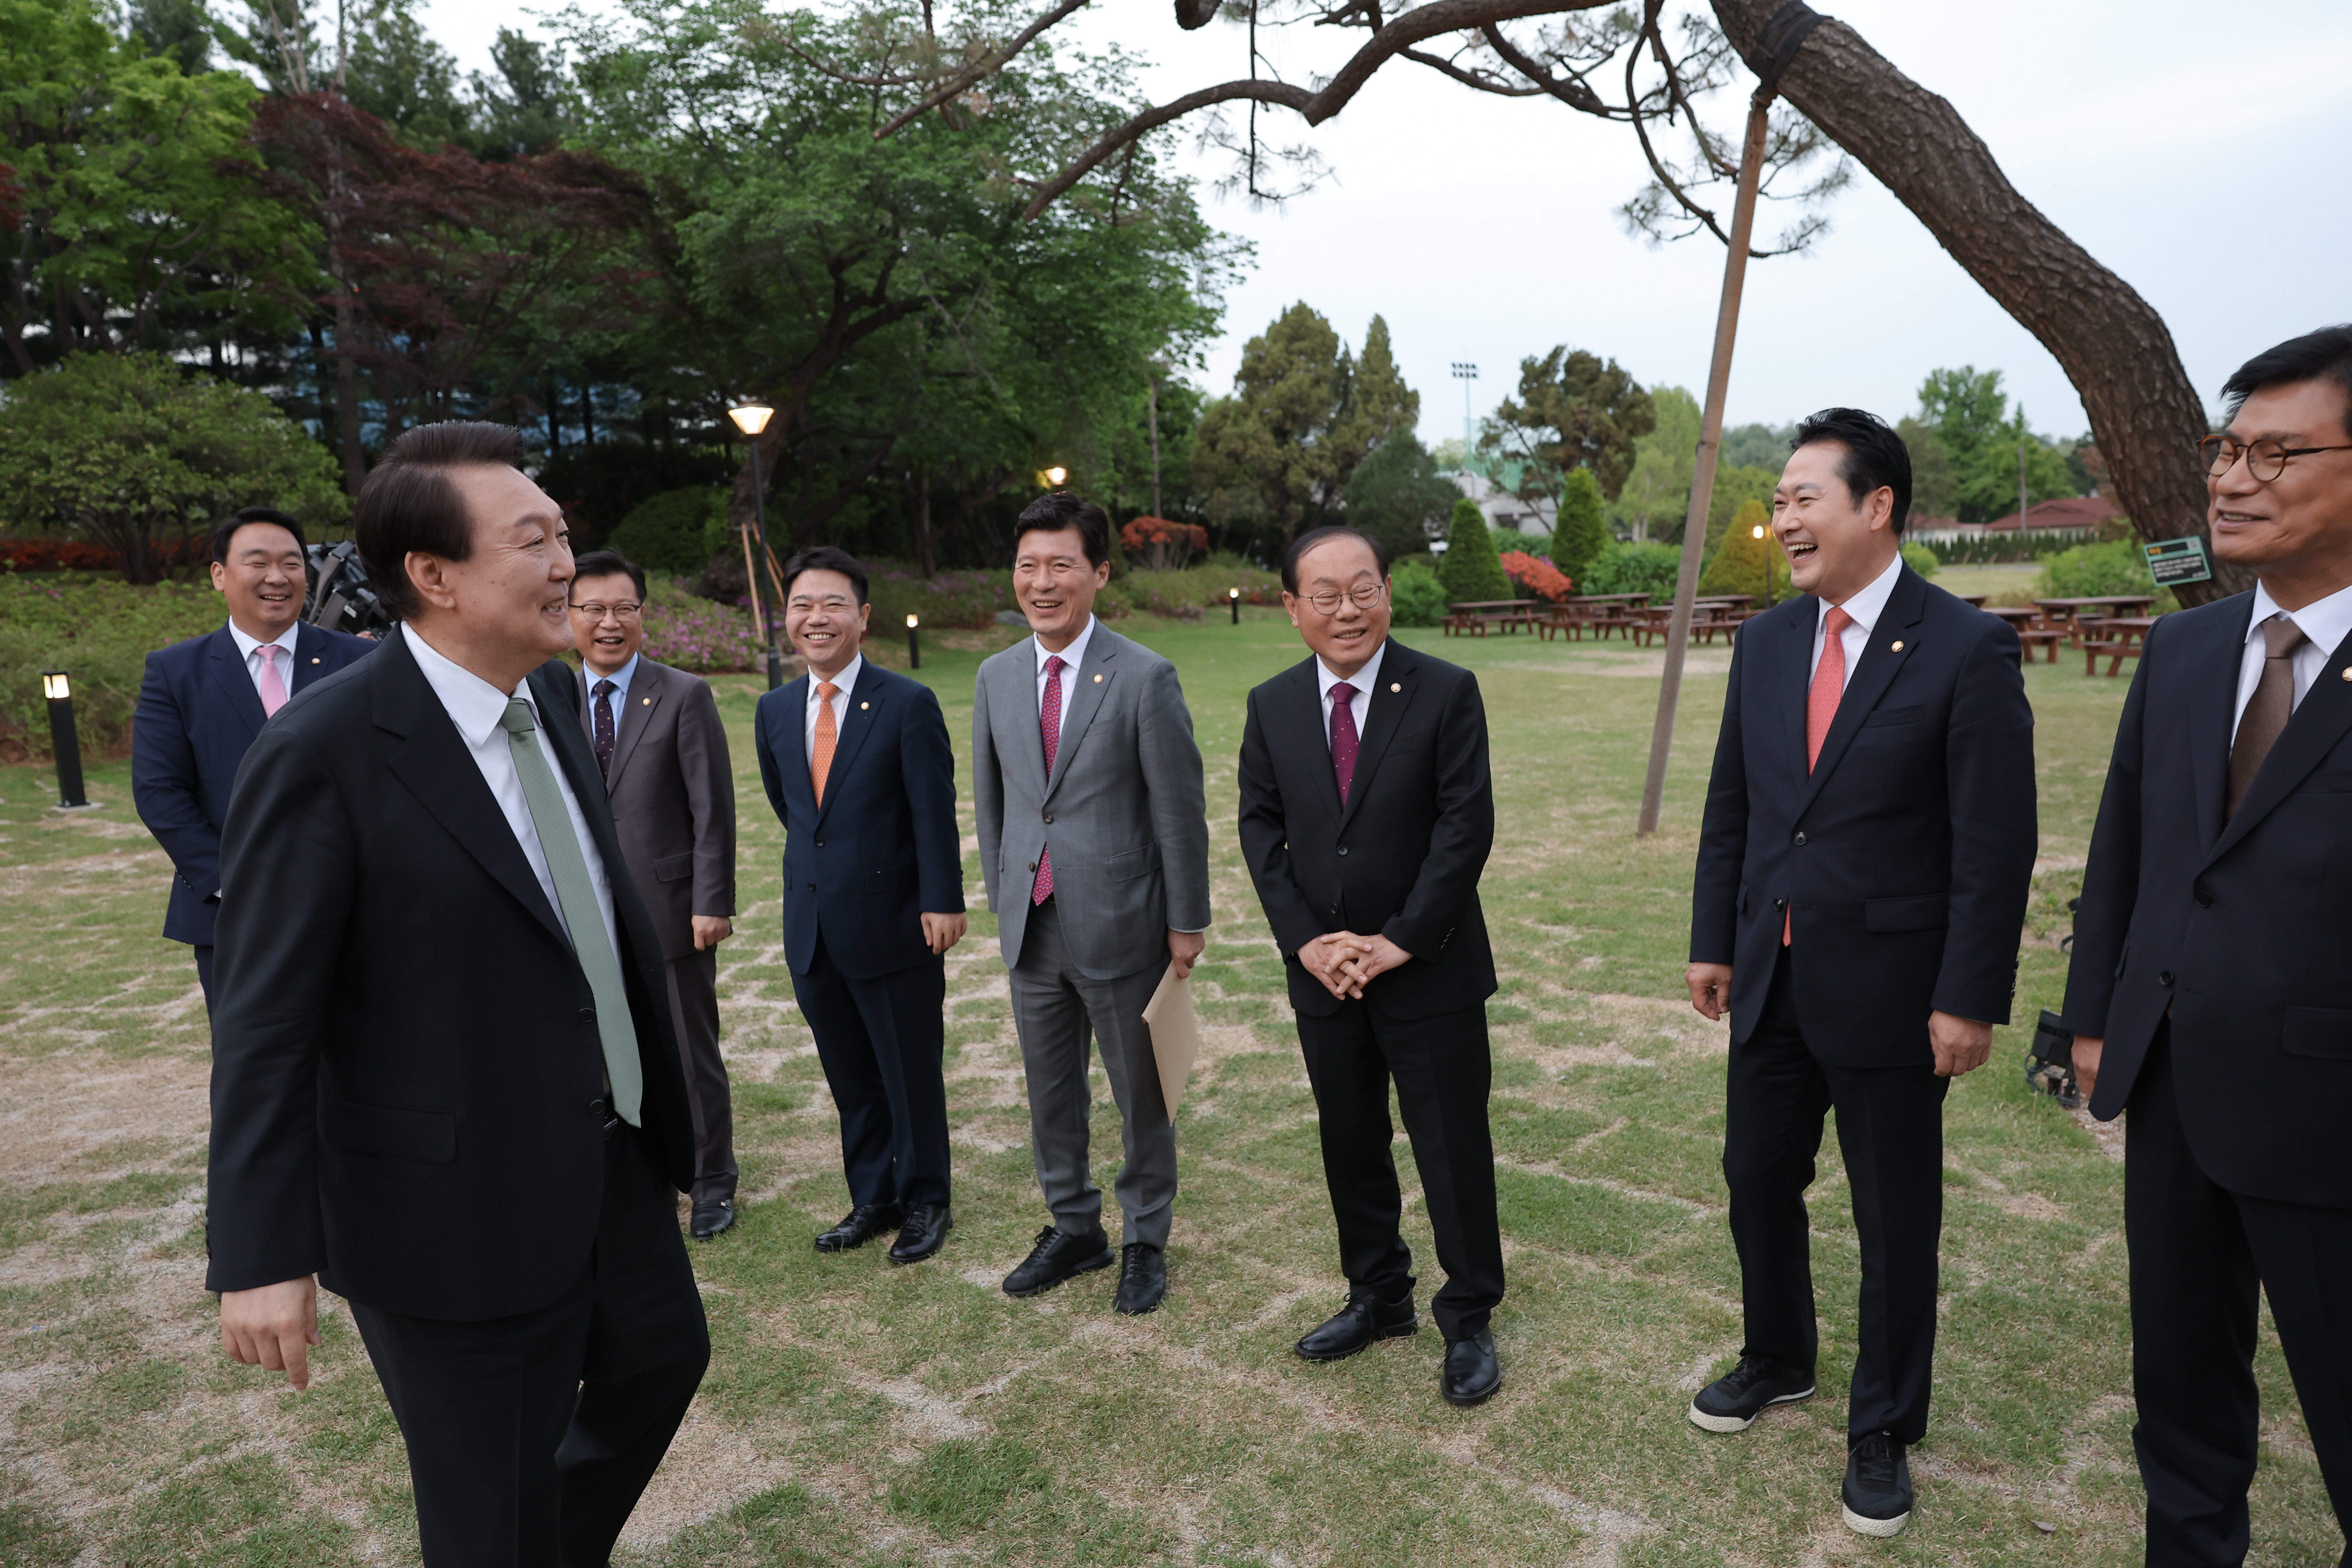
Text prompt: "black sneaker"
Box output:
[[1842, 1432, 1913, 1538], [1687, 1354, 1816, 1432]]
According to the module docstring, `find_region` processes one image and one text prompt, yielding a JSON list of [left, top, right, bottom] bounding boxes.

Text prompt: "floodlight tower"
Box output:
[[1450, 362, 1478, 454]]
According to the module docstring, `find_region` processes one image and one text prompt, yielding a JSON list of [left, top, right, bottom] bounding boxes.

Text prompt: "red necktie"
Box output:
[[1328, 681, 1360, 804], [1031, 655, 1065, 905], [1786, 605, 1855, 946]]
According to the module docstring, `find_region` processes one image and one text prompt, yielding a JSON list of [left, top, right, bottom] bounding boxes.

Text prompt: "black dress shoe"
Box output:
[[1441, 1330, 1502, 1406], [1842, 1432, 1913, 1538], [1002, 1225, 1115, 1297], [1114, 1243, 1165, 1316], [887, 1203, 953, 1264], [690, 1198, 735, 1241], [1687, 1354, 1815, 1432], [1294, 1289, 1417, 1362], [814, 1202, 904, 1253]]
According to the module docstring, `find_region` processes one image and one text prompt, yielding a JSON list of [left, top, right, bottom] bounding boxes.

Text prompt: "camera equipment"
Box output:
[[303, 541, 398, 639], [2025, 1008, 2080, 1108]]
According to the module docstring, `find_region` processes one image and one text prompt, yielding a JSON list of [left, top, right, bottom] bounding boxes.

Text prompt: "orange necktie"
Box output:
[[1786, 606, 1854, 946], [811, 681, 839, 806]]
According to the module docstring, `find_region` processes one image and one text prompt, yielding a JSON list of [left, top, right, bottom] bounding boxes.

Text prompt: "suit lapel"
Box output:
[[605, 660, 662, 790], [290, 624, 330, 695], [1779, 604, 1811, 784], [1043, 627, 1115, 804], [815, 661, 885, 828], [2205, 609, 2352, 865], [768, 674, 817, 820], [375, 630, 569, 948], [2186, 595, 2255, 853], [1338, 642, 1417, 832], [205, 626, 267, 743], [996, 649, 1049, 803], [1798, 568, 1926, 815], [1288, 659, 1341, 814]]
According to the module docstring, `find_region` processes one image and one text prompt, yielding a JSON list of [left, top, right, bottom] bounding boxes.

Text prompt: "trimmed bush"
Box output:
[[1699, 499, 1775, 598], [1390, 560, 1448, 627], [1551, 466, 1608, 582], [0, 573, 226, 757], [1899, 541, 1940, 578], [606, 486, 728, 577], [1580, 540, 1682, 599], [1437, 499, 1511, 603]]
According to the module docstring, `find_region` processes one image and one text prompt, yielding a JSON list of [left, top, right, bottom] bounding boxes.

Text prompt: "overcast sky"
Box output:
[[423, 0, 2352, 448]]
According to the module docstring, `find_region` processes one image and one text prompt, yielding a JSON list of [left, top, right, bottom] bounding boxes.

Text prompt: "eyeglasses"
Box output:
[[568, 600, 642, 621], [1296, 583, 1387, 615], [2199, 434, 2352, 483]]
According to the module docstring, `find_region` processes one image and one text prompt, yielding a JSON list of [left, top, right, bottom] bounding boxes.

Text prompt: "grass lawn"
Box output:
[[0, 609, 2336, 1565]]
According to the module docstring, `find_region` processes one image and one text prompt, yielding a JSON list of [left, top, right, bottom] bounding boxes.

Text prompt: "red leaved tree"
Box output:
[[1121, 515, 1210, 570]]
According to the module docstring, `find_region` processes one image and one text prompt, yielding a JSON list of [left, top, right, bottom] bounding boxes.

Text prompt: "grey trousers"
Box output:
[[1007, 899, 1175, 1250], [666, 947, 736, 1207]]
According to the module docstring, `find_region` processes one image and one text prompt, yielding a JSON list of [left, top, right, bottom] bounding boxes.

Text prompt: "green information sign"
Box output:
[[2143, 535, 2214, 588]]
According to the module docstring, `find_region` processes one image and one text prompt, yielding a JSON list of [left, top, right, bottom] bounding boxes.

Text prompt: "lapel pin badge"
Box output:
[[1390, 682, 1402, 693], [1094, 673, 1104, 683], [641, 696, 651, 706], [310, 657, 322, 664], [1891, 640, 1905, 652], [2341, 667, 2351, 682]]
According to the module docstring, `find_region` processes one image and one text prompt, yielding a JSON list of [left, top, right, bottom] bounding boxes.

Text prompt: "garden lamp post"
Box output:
[[907, 613, 921, 671], [1043, 465, 1068, 488], [1753, 522, 1774, 610], [728, 403, 785, 691], [43, 671, 92, 810], [1229, 586, 1240, 625]]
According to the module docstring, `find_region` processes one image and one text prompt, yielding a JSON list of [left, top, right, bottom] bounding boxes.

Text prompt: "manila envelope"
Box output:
[[1141, 962, 1201, 1125]]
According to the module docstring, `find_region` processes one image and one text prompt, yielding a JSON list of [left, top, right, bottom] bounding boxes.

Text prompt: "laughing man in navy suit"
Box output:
[[754, 546, 966, 1266], [133, 508, 374, 1007]]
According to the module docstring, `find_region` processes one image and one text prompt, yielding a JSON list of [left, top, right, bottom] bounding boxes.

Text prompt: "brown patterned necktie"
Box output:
[[2226, 614, 2308, 819]]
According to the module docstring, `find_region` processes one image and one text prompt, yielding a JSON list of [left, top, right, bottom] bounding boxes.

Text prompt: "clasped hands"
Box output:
[[1299, 930, 1412, 1000]]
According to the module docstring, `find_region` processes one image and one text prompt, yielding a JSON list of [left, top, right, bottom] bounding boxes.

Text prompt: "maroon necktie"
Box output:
[[1031, 655, 1065, 904], [1329, 681, 1360, 805]]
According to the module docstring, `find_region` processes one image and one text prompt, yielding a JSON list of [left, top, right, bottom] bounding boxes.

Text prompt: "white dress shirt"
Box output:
[[1808, 551, 1906, 690], [226, 618, 302, 704], [1316, 639, 1388, 744], [1033, 616, 1097, 713], [2231, 579, 2352, 744], [804, 652, 865, 755], [586, 651, 641, 704], [405, 627, 620, 966]]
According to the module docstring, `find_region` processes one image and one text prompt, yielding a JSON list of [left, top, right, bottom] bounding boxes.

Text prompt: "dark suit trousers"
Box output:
[[2128, 1022, 2352, 1567], [349, 1125, 709, 1568], [1296, 997, 1504, 1341], [194, 945, 215, 1011], [1725, 948, 1949, 1443], [664, 948, 735, 1206], [793, 935, 952, 1210]]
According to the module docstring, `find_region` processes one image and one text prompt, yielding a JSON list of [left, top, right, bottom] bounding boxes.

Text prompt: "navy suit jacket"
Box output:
[[1691, 566, 2038, 1065], [133, 621, 374, 946], [753, 659, 963, 980], [2063, 591, 2352, 1207]]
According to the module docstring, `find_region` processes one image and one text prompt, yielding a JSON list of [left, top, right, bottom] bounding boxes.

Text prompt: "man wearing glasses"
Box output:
[[2064, 326, 2352, 1564], [569, 549, 741, 1240], [1237, 524, 1505, 1406]]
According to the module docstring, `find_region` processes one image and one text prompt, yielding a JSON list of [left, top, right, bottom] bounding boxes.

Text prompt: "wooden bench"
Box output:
[[1444, 599, 1539, 636], [2079, 616, 2156, 677]]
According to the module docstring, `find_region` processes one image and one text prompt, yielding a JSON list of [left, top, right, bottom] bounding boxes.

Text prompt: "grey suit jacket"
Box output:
[[576, 656, 737, 963], [974, 621, 1210, 979]]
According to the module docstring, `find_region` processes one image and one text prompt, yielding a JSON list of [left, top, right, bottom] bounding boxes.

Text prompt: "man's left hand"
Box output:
[[1336, 933, 1413, 997], [921, 912, 968, 955], [691, 915, 732, 951], [1929, 1010, 1994, 1077], [1167, 928, 1206, 980]]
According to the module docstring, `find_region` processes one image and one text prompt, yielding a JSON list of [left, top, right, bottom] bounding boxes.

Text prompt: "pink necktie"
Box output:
[[1786, 606, 1854, 946], [256, 643, 289, 718], [1031, 655, 1065, 905]]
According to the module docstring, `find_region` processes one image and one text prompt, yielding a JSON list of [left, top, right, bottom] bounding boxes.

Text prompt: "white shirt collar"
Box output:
[[2247, 578, 2352, 659], [586, 652, 641, 699], [1817, 550, 1905, 633], [1316, 639, 1388, 701], [227, 617, 300, 662], [808, 652, 864, 699], [404, 626, 541, 748], [1035, 615, 1097, 673]]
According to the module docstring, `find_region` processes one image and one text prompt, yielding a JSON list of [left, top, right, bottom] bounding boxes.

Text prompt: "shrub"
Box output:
[[0, 573, 227, 757], [1390, 560, 1448, 627], [1899, 541, 1939, 578], [1437, 498, 1511, 603], [606, 486, 728, 577], [1118, 515, 1208, 571], [1499, 550, 1573, 602], [2036, 539, 2174, 610], [1550, 466, 1608, 583], [639, 577, 763, 673], [1581, 540, 1683, 599], [1699, 500, 1774, 597], [864, 568, 1016, 630]]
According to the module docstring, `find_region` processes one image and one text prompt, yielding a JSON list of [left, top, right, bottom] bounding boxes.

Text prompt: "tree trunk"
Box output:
[[580, 382, 595, 447], [1710, 0, 2240, 602], [913, 472, 935, 579]]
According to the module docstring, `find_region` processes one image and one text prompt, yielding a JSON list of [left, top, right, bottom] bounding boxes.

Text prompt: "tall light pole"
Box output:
[[1450, 362, 1479, 455], [1147, 356, 1167, 517], [728, 403, 784, 690]]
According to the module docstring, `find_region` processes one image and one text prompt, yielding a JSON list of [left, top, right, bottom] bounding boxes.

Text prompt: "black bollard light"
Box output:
[[43, 671, 92, 809], [906, 613, 921, 670], [1229, 586, 1240, 625]]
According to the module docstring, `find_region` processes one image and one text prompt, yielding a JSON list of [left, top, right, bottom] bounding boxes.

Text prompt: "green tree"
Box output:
[[0, 353, 346, 581], [473, 29, 573, 161], [1897, 417, 1958, 521], [122, 0, 212, 71], [1551, 466, 1608, 583], [1608, 385, 1699, 541], [1699, 498, 1778, 599], [344, 0, 474, 149], [1579, 540, 1682, 598], [1702, 465, 1779, 563], [1719, 421, 1795, 470], [1344, 430, 1456, 563], [1915, 365, 2076, 522], [1437, 497, 1510, 602], [1478, 346, 1656, 503]]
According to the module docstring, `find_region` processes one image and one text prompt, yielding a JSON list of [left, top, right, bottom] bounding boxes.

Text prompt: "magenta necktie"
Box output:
[[1031, 655, 1065, 905], [255, 643, 289, 718], [1329, 681, 1360, 805]]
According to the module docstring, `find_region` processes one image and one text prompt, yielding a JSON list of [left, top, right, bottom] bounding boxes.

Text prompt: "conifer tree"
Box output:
[[1551, 466, 1607, 585], [1438, 497, 1512, 601]]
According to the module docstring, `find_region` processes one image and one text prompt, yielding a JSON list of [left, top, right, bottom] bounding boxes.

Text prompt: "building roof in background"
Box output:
[[1984, 495, 2122, 532]]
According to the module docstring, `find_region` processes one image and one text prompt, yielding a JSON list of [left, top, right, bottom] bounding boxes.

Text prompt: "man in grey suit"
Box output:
[[974, 492, 1210, 1315], [570, 549, 741, 1240]]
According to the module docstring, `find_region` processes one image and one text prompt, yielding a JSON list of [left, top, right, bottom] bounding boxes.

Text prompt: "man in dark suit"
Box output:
[[132, 508, 372, 1007], [208, 422, 707, 1566], [1237, 524, 1505, 1408], [568, 548, 740, 1242], [1686, 408, 2036, 1539], [753, 546, 965, 1265], [2064, 327, 2352, 1566]]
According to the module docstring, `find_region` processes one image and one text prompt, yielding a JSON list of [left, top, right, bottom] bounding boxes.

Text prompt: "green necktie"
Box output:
[[498, 697, 643, 1126]]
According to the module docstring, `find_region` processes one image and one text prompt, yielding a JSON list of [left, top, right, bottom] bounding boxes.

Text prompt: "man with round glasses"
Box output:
[[2064, 324, 2352, 1564]]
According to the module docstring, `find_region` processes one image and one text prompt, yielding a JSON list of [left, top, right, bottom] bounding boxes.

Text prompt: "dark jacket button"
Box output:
[[1337, 845, 1349, 856], [2158, 970, 2174, 986], [1044, 814, 1054, 824], [1793, 831, 1808, 846], [2193, 885, 2212, 907], [815, 838, 825, 848], [1773, 897, 1786, 910], [578, 1007, 595, 1023], [588, 1098, 607, 1116]]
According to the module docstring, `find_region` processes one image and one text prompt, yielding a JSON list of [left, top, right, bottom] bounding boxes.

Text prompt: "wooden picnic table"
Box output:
[[1959, 595, 1989, 608], [1985, 603, 2066, 662], [1554, 593, 1651, 641], [1444, 599, 1541, 636], [2078, 615, 2158, 677], [2035, 595, 2155, 630]]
